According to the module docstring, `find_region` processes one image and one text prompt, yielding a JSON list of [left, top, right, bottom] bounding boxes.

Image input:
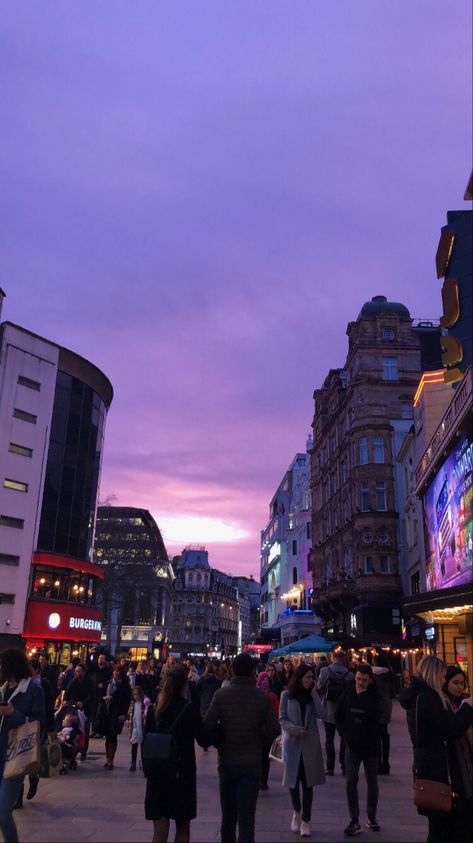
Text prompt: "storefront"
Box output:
[[23, 551, 104, 666]]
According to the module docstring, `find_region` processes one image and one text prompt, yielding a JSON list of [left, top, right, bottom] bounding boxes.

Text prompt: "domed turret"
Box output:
[[357, 295, 410, 320]]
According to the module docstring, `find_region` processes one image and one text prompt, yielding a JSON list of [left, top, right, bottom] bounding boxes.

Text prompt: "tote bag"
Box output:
[[4, 720, 40, 779]]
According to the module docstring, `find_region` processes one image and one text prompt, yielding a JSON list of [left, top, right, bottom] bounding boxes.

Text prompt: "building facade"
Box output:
[[231, 575, 261, 649], [169, 547, 239, 657], [310, 296, 440, 643], [0, 306, 112, 662], [94, 506, 174, 659], [260, 449, 321, 646]]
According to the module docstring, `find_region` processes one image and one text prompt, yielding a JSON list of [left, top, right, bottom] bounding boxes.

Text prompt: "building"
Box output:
[[0, 301, 112, 663], [403, 179, 473, 687], [231, 575, 261, 649], [310, 296, 441, 644], [94, 506, 174, 659], [260, 448, 321, 646], [169, 547, 239, 657]]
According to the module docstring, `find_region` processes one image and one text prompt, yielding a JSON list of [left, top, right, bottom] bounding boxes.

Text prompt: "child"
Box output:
[[127, 685, 151, 771], [58, 713, 81, 773]]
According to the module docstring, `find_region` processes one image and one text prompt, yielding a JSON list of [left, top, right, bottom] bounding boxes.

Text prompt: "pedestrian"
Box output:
[[372, 654, 396, 775], [90, 653, 112, 738], [0, 648, 45, 843], [63, 663, 95, 760], [144, 664, 204, 843], [255, 670, 279, 791], [102, 668, 131, 769], [400, 655, 473, 843], [197, 663, 221, 719], [314, 656, 329, 680], [317, 650, 354, 776], [280, 664, 327, 837], [203, 652, 280, 843], [128, 685, 151, 771], [23, 657, 56, 803], [335, 663, 382, 836], [282, 659, 294, 689], [266, 664, 283, 699]]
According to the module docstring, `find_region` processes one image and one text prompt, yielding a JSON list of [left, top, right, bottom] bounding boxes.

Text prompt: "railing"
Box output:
[[414, 367, 472, 492]]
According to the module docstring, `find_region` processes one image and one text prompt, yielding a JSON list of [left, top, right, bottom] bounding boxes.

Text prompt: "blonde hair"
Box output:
[[415, 655, 448, 709]]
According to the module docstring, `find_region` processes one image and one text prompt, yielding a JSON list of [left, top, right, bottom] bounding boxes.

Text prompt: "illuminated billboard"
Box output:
[[423, 432, 473, 591]]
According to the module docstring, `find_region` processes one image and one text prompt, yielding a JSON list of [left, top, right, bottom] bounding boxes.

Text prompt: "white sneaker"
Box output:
[[300, 820, 311, 837], [291, 811, 301, 832]]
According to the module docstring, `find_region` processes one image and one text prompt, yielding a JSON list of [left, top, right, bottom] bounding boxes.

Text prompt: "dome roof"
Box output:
[[357, 295, 410, 320]]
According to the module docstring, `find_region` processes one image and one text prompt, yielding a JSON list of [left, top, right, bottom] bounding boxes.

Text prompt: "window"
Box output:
[[360, 482, 370, 511], [13, 408, 37, 424], [362, 532, 373, 544], [0, 594, 15, 604], [18, 375, 41, 391], [376, 482, 387, 511], [378, 532, 389, 544], [401, 401, 413, 419], [307, 551, 311, 572], [0, 515, 24, 529], [380, 555, 390, 573], [373, 436, 384, 463], [292, 540, 297, 555], [382, 328, 395, 340], [382, 357, 398, 380], [411, 571, 420, 595], [364, 556, 374, 574], [8, 443, 33, 458], [306, 522, 311, 540], [292, 566, 298, 585], [0, 553, 20, 566], [359, 437, 368, 465], [3, 479, 28, 493]]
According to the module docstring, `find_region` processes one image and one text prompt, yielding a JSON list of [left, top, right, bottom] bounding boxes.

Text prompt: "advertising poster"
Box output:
[[423, 431, 473, 591]]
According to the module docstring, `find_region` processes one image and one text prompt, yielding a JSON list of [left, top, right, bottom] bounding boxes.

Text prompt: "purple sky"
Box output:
[[2, 2, 471, 578]]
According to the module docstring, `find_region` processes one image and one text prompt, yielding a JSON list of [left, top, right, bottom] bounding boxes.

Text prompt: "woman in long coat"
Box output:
[[280, 663, 327, 837]]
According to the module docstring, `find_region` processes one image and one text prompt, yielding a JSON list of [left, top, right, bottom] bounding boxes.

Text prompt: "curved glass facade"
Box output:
[[37, 371, 107, 561]]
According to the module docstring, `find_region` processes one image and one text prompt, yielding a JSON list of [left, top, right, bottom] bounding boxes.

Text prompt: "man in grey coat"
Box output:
[[203, 653, 280, 843], [317, 651, 354, 775]]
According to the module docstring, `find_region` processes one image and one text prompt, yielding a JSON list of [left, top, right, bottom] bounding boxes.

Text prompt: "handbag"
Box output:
[[141, 702, 190, 779], [3, 720, 40, 779], [38, 736, 62, 778], [412, 697, 455, 813], [269, 735, 283, 763]]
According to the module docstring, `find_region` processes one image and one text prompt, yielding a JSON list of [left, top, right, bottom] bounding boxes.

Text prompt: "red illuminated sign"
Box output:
[[23, 600, 103, 643]]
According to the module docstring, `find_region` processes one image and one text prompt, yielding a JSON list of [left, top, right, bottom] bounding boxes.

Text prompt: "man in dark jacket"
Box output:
[[335, 663, 382, 836], [64, 664, 94, 760], [89, 654, 112, 737], [203, 653, 280, 843]]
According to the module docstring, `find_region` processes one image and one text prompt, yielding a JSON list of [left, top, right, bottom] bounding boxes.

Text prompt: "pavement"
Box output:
[[15, 701, 427, 843]]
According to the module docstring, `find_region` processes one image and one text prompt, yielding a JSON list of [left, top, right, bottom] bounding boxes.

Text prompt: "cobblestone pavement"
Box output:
[[15, 701, 427, 843]]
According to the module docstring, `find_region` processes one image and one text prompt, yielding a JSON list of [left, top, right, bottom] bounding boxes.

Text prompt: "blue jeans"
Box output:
[[218, 764, 260, 843], [0, 768, 23, 843]]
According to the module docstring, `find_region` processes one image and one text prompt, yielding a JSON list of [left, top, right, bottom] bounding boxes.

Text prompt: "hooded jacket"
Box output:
[[399, 676, 473, 800]]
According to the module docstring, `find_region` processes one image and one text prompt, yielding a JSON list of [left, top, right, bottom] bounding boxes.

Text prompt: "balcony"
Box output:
[[415, 366, 472, 493], [354, 573, 401, 594]]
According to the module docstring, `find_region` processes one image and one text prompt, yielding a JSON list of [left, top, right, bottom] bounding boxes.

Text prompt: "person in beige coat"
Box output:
[[280, 664, 327, 838]]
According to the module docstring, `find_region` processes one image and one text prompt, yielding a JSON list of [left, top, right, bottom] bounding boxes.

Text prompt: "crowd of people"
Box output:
[[0, 646, 472, 843]]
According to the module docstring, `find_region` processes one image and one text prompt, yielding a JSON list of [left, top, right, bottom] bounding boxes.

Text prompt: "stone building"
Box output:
[[169, 547, 239, 656], [310, 295, 440, 641]]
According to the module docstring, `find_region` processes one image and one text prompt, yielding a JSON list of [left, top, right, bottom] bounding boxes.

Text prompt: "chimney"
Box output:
[[0, 289, 6, 321]]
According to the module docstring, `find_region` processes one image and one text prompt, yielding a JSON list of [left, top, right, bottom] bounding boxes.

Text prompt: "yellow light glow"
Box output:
[[413, 370, 447, 407]]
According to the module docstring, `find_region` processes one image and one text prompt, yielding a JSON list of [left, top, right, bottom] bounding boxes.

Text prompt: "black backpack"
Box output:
[[325, 667, 350, 703], [141, 702, 190, 779]]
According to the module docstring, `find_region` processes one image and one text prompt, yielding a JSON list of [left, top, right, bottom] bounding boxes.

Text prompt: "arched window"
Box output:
[[292, 566, 298, 585]]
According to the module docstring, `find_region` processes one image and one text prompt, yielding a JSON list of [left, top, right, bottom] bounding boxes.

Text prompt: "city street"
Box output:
[[16, 701, 427, 843]]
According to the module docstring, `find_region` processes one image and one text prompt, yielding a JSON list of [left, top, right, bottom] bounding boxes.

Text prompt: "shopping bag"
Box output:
[[269, 736, 283, 763], [38, 737, 62, 778], [4, 720, 40, 779]]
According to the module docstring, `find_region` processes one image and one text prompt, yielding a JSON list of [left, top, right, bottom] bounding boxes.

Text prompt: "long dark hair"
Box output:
[[0, 648, 33, 683], [287, 664, 315, 698], [156, 664, 188, 716]]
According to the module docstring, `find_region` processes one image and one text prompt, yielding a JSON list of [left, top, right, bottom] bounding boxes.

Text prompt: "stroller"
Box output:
[[54, 704, 86, 774]]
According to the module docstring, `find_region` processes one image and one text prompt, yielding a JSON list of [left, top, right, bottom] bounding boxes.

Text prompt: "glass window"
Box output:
[[382, 357, 398, 380], [292, 566, 298, 585], [376, 482, 387, 511], [292, 540, 297, 555], [411, 571, 420, 595], [373, 436, 384, 463], [359, 437, 368, 465], [4, 479, 28, 493], [18, 375, 41, 391], [364, 556, 374, 574], [13, 408, 37, 424], [360, 482, 370, 511], [380, 555, 390, 574], [8, 443, 33, 458]]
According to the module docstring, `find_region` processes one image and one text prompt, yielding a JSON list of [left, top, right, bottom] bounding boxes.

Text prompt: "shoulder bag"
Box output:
[[412, 696, 455, 813], [1, 681, 40, 780], [141, 701, 190, 779]]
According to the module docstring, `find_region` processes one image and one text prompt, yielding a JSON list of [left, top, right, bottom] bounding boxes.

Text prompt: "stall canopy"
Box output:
[[269, 634, 337, 659]]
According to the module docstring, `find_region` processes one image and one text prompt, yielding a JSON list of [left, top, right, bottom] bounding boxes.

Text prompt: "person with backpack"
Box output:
[[317, 651, 354, 776]]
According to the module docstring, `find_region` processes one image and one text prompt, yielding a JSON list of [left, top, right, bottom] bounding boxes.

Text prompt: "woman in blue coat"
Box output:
[[0, 648, 45, 843], [280, 664, 327, 838]]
